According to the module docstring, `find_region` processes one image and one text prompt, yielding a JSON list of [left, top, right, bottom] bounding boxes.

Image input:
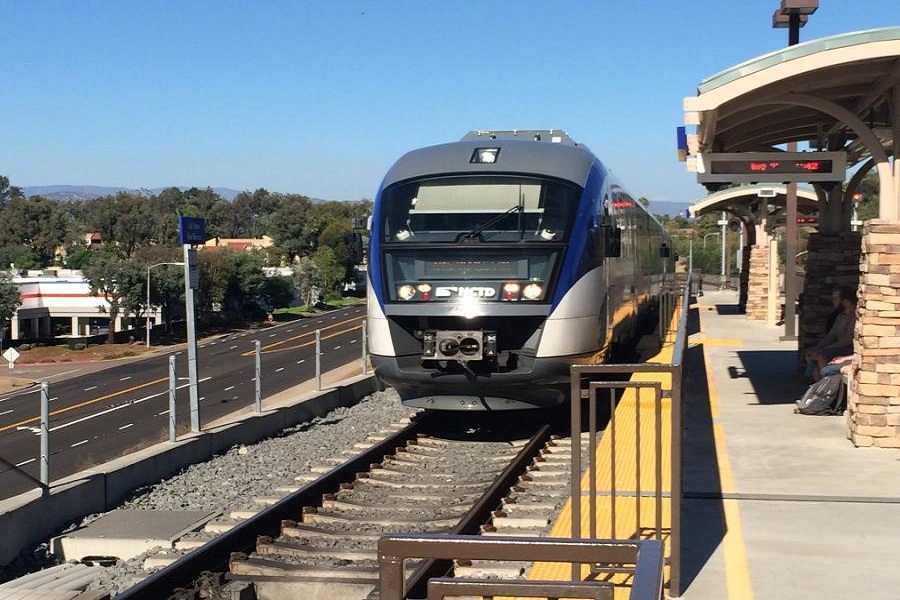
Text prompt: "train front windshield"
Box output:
[[379, 175, 582, 303]]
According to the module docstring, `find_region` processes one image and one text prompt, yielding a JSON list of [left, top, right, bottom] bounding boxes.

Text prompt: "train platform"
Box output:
[[530, 287, 900, 599]]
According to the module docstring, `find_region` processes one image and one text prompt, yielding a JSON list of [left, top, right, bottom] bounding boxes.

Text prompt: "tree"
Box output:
[[81, 246, 144, 343], [0, 196, 69, 264], [0, 175, 23, 210], [293, 256, 323, 307], [0, 271, 21, 328], [269, 195, 314, 260]]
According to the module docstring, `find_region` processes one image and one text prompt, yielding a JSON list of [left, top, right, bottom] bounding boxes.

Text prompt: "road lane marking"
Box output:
[[268, 334, 277, 338], [120, 377, 132, 381], [286, 329, 293, 333], [0, 397, 8, 403], [0, 376, 169, 433], [49, 397, 58, 402], [42, 368, 83, 380], [158, 410, 169, 416], [119, 423, 134, 430], [84, 386, 97, 391], [15, 458, 35, 467], [240, 315, 364, 356], [71, 440, 88, 447], [275, 367, 285, 373], [16, 426, 40, 434], [351, 339, 358, 344], [330, 316, 337, 320], [0, 409, 13, 416], [333, 345, 341, 350], [230, 345, 238, 350], [296, 360, 305, 364], [224, 386, 235, 391]]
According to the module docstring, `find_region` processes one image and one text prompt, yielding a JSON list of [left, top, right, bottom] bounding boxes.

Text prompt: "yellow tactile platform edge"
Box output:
[[520, 304, 682, 600]]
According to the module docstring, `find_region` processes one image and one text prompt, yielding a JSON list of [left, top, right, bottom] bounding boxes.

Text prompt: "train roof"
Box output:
[[380, 134, 598, 190]]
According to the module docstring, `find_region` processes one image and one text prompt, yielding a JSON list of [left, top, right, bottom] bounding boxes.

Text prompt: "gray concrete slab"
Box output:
[[50, 510, 216, 562], [681, 289, 900, 599]]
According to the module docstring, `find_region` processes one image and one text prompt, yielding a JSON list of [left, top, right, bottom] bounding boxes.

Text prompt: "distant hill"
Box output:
[[647, 201, 692, 218], [22, 185, 243, 202]]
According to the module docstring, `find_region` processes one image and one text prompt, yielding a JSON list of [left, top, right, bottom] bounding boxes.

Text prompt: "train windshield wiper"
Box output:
[[461, 204, 523, 240]]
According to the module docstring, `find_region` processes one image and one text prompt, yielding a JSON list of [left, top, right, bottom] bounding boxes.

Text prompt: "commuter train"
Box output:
[[367, 130, 673, 410]]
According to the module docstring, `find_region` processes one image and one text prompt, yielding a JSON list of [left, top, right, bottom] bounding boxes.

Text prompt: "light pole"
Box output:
[[702, 232, 719, 249], [146, 262, 184, 348], [773, 0, 818, 341]]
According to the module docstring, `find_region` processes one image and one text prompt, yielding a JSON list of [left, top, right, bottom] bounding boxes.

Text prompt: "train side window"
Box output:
[[604, 224, 622, 258]]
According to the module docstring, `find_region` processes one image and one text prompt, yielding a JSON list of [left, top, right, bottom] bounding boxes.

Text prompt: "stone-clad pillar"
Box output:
[[745, 243, 773, 320], [848, 220, 900, 449], [798, 232, 861, 357]]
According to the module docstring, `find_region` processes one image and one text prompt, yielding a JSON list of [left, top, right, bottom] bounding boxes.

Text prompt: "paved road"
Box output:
[[0, 305, 367, 501]]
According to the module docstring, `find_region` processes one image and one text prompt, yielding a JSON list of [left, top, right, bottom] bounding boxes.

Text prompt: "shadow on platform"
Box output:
[[679, 341, 725, 593], [734, 350, 808, 406]]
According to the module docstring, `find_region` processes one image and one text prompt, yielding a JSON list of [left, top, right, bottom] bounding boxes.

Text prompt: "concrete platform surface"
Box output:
[[681, 289, 900, 600]]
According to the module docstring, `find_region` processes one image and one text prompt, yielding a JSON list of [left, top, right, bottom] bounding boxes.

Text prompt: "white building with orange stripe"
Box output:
[[8, 271, 156, 341]]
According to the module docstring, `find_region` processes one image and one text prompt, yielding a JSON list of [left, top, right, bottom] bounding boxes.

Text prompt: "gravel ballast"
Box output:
[[7, 388, 418, 596]]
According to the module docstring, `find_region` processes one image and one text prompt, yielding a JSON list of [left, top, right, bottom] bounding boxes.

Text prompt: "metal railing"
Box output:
[[570, 273, 691, 597], [378, 534, 664, 600]]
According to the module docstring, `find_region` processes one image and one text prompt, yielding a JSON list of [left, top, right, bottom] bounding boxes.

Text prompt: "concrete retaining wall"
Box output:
[[0, 374, 378, 567]]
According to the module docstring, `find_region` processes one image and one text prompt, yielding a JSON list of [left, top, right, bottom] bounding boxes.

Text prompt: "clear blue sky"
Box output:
[[2, 2, 897, 206]]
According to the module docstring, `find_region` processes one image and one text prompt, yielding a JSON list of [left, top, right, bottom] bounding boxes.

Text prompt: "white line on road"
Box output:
[[331, 316, 337, 320], [49, 397, 58, 402], [158, 410, 169, 416], [269, 333, 277, 338], [224, 386, 235, 391], [230, 345, 238, 350], [15, 458, 35, 467], [275, 367, 285, 373], [84, 386, 97, 391], [333, 345, 341, 350], [0, 397, 7, 403], [70, 440, 88, 448], [0, 409, 13, 416], [118, 423, 134, 430], [351, 339, 358, 344], [120, 376, 132, 381], [297, 359, 305, 364], [286, 329, 293, 333], [199, 396, 206, 401], [42, 368, 83, 380]]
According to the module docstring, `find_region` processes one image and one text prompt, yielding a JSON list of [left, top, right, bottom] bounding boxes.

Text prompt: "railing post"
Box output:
[[315, 329, 322, 391], [254, 340, 262, 413], [361, 320, 367, 375], [168, 355, 177, 443], [40, 381, 49, 492]]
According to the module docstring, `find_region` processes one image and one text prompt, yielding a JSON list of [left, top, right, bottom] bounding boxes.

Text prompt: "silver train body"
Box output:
[[367, 130, 672, 410]]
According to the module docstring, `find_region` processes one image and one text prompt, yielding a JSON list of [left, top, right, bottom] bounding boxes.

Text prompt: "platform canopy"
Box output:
[[683, 27, 900, 217], [689, 184, 818, 218]]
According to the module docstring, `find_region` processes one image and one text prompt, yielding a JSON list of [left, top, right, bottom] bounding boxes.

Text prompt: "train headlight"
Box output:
[[522, 283, 543, 300], [397, 284, 416, 300], [502, 282, 520, 300]]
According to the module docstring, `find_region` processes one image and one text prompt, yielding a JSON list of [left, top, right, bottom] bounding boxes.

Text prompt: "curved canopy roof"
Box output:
[[689, 184, 819, 218], [684, 27, 899, 164]]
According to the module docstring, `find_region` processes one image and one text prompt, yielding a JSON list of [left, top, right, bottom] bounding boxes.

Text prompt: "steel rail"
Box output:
[[115, 413, 433, 600], [403, 423, 553, 599]]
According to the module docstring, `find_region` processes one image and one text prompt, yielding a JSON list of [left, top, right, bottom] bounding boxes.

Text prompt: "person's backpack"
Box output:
[[794, 373, 846, 415]]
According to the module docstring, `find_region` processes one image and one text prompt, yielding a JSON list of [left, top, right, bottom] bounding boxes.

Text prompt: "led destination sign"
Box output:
[[698, 152, 846, 184], [711, 159, 833, 175]]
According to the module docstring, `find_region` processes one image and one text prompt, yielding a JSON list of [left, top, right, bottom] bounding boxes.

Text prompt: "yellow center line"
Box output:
[[241, 315, 364, 356], [256, 325, 363, 355], [0, 376, 169, 434], [699, 309, 754, 600]]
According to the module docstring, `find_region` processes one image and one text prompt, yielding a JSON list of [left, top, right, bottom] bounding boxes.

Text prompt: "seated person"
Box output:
[[804, 286, 857, 380], [819, 354, 852, 378]]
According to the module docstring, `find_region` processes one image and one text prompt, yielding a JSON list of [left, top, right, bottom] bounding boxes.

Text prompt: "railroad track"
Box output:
[[115, 410, 590, 600]]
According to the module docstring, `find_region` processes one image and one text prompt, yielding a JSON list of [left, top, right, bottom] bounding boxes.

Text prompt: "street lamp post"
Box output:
[[773, 0, 818, 341], [146, 262, 185, 348]]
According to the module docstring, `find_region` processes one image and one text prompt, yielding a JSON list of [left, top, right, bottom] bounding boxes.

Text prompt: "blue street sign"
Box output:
[[676, 126, 687, 162], [178, 216, 206, 245]]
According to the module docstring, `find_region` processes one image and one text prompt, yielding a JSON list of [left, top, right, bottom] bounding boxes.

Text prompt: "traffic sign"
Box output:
[[3, 347, 20, 369], [178, 216, 206, 245]]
